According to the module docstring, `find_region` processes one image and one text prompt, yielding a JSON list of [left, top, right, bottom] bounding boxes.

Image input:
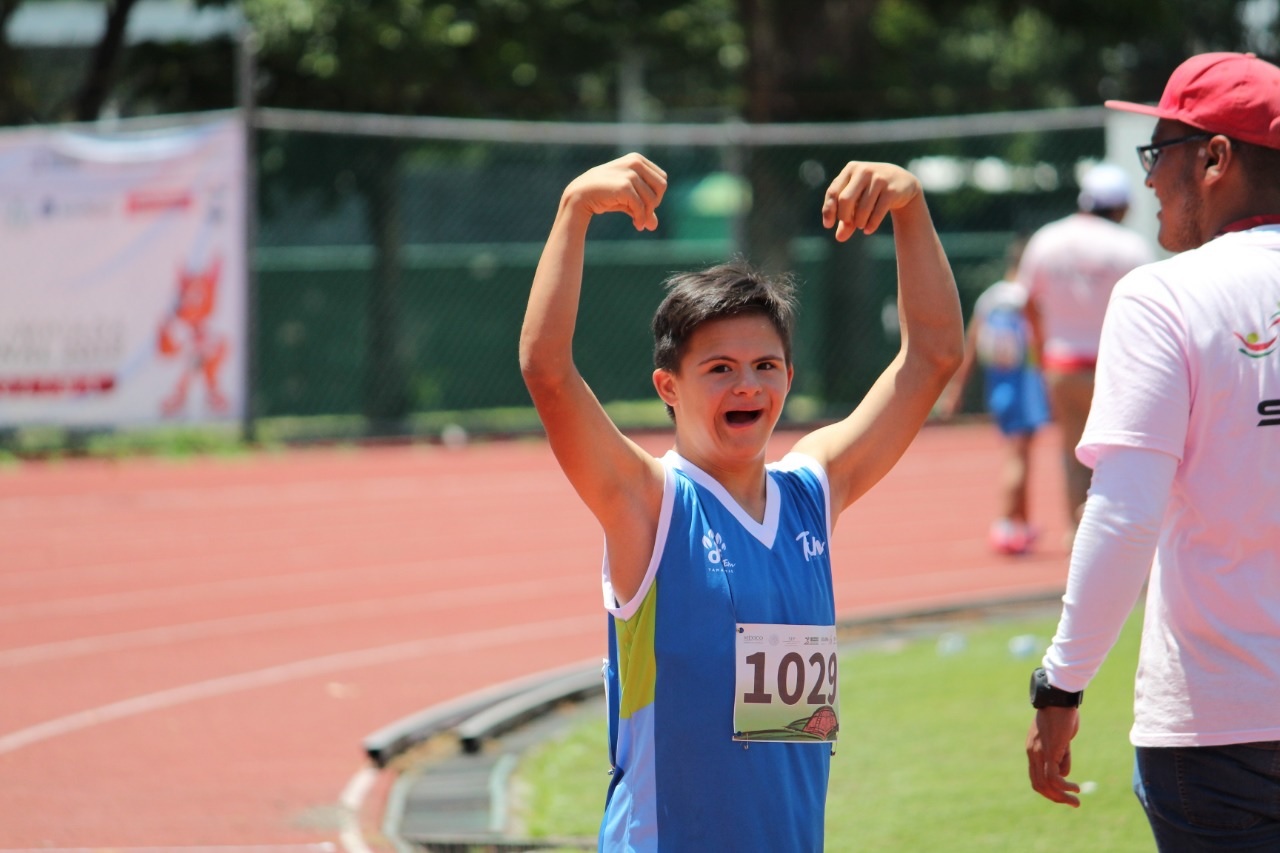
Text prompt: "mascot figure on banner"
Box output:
[[156, 204, 230, 417]]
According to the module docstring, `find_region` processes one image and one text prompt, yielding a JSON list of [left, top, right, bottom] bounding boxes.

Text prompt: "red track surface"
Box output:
[[0, 423, 1072, 850]]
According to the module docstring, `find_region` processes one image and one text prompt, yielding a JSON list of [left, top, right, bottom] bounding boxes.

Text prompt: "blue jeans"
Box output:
[[1134, 742, 1280, 852]]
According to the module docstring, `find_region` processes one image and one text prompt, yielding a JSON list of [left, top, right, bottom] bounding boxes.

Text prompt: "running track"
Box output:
[[0, 423, 1072, 850]]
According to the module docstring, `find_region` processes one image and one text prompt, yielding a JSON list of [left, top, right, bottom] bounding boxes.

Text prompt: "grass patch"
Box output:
[[0, 424, 252, 460], [0, 397, 826, 460], [512, 609, 1153, 851]]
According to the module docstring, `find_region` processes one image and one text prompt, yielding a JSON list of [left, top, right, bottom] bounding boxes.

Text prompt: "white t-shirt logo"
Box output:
[[1232, 302, 1280, 358]]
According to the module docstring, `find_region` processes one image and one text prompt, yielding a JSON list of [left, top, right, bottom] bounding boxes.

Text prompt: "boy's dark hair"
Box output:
[[651, 259, 797, 374]]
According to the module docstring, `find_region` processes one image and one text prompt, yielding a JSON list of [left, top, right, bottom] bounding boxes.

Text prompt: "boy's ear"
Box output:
[[653, 368, 678, 408]]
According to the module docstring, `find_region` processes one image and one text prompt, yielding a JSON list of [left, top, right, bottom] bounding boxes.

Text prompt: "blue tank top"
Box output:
[[599, 451, 836, 852]]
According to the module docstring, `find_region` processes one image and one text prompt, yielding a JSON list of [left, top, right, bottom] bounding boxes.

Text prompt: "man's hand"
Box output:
[[1026, 706, 1083, 807], [562, 153, 668, 232], [822, 161, 923, 240]]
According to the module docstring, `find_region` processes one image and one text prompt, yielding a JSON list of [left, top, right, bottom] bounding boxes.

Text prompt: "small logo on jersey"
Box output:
[[702, 529, 727, 566], [1259, 399, 1280, 427], [1232, 303, 1280, 358], [796, 530, 826, 562]]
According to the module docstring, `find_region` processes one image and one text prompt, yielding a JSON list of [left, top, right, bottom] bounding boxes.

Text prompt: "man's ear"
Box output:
[[1204, 135, 1233, 182], [653, 368, 678, 408]]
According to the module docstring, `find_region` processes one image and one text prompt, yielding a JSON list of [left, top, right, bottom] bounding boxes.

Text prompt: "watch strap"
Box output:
[[1030, 666, 1083, 709]]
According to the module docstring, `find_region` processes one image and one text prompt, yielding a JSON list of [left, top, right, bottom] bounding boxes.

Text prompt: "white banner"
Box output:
[[0, 116, 246, 428]]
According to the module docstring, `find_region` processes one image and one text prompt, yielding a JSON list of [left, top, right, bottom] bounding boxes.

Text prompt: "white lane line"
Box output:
[[0, 614, 598, 756], [338, 766, 379, 853], [0, 473, 561, 520], [0, 544, 589, 622], [0, 511, 575, 591], [0, 574, 582, 667]]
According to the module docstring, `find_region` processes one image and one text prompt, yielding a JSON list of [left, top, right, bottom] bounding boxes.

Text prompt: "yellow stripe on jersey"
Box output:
[[615, 578, 658, 720]]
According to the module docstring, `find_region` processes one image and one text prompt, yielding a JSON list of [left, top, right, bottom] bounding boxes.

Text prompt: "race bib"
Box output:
[[733, 623, 839, 743]]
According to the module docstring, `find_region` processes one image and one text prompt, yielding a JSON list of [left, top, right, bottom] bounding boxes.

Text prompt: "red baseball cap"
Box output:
[[1105, 52, 1280, 150]]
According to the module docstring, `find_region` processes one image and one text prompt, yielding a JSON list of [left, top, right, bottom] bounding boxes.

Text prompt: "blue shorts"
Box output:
[[984, 366, 1049, 436]]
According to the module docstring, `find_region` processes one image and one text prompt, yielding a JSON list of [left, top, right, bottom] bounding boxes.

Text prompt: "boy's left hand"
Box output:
[[822, 162, 922, 241]]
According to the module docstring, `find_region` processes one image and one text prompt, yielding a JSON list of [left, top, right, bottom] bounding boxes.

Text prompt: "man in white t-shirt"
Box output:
[[1019, 163, 1155, 543], [1025, 52, 1280, 852]]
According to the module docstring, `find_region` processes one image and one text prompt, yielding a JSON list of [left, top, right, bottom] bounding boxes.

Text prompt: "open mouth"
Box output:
[[724, 409, 763, 426]]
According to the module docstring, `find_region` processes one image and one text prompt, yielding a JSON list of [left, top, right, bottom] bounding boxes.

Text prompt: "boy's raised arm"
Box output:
[[519, 154, 669, 602], [793, 161, 964, 515]]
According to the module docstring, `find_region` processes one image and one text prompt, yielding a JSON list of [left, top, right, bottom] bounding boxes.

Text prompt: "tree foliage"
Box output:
[[0, 0, 240, 124], [736, 0, 1266, 121], [1, 0, 1276, 125], [246, 0, 741, 119]]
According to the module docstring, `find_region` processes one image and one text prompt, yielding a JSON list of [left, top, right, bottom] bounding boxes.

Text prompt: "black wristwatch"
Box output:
[[1030, 667, 1083, 709]]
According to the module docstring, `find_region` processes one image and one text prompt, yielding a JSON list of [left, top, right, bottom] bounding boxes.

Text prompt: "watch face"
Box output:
[[1033, 670, 1046, 706], [1031, 667, 1081, 708]]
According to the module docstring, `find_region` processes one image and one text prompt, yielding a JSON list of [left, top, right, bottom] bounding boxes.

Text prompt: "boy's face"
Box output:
[[653, 313, 793, 465]]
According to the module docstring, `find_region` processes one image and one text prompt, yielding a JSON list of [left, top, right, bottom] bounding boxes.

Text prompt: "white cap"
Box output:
[[1078, 163, 1131, 212]]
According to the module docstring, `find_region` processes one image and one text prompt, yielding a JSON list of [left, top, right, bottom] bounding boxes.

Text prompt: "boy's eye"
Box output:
[[710, 364, 732, 373]]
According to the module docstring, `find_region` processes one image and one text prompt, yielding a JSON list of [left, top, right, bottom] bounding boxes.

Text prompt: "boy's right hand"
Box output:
[[562, 154, 668, 232]]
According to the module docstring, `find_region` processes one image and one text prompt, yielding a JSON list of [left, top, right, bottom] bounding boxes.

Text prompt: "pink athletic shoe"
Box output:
[[989, 519, 1035, 555]]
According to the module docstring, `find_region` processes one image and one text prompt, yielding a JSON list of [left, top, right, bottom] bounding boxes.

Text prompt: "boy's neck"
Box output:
[[675, 445, 770, 524]]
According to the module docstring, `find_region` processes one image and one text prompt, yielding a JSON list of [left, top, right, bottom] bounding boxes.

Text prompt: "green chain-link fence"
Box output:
[[249, 107, 1109, 442]]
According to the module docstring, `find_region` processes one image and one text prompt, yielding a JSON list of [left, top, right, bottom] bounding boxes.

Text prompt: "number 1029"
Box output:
[[742, 651, 837, 706]]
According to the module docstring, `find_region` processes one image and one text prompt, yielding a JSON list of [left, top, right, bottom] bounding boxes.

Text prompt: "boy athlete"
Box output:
[[520, 154, 962, 851]]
